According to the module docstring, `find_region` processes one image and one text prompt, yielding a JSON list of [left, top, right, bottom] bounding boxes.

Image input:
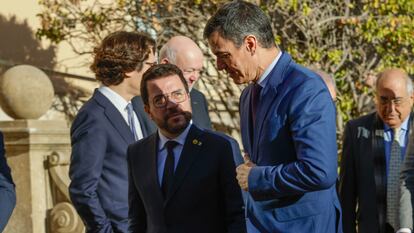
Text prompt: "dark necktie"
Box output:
[[251, 83, 262, 125], [386, 127, 401, 229], [126, 103, 138, 141], [161, 141, 178, 198]]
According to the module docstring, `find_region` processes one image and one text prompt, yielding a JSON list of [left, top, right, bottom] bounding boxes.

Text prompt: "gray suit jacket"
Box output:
[[401, 117, 414, 230], [190, 88, 212, 130]]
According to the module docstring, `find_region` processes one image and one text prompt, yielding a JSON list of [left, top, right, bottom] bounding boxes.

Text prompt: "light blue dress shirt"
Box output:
[[156, 123, 192, 186]]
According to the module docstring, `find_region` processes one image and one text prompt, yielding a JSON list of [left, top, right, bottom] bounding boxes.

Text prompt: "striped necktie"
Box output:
[[386, 127, 402, 230], [126, 103, 138, 141]]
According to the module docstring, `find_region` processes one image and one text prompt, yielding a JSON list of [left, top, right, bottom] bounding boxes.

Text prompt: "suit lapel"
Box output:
[[145, 134, 164, 203], [403, 112, 414, 159], [93, 89, 135, 144], [252, 53, 292, 161], [164, 125, 203, 205], [371, 113, 386, 232], [131, 96, 156, 137]]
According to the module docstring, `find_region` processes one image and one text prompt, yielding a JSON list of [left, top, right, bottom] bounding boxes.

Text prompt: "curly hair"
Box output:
[[90, 31, 156, 86]]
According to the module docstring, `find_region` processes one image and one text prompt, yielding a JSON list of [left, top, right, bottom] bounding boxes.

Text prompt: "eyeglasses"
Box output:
[[378, 96, 409, 107], [152, 89, 188, 108], [183, 68, 204, 76]]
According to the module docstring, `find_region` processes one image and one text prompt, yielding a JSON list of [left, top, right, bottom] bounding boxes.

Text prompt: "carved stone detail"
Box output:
[[50, 202, 83, 233]]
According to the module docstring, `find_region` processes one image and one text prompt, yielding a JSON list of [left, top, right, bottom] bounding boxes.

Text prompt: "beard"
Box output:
[[160, 108, 192, 135]]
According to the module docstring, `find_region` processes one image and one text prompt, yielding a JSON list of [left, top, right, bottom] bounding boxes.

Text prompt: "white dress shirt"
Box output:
[[98, 86, 143, 140]]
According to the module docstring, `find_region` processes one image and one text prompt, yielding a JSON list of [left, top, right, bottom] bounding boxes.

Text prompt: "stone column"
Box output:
[[1, 120, 71, 233], [0, 65, 84, 233]]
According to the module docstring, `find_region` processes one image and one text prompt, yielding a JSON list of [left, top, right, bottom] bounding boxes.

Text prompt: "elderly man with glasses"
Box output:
[[340, 68, 414, 233]]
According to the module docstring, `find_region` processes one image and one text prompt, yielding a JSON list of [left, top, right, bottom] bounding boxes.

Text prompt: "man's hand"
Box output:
[[236, 154, 256, 191]]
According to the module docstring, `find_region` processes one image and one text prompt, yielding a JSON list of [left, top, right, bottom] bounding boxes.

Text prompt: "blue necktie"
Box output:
[[162, 141, 178, 198], [126, 103, 138, 141], [386, 127, 401, 229]]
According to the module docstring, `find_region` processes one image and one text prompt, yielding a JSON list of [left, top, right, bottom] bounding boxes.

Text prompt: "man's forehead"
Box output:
[[149, 75, 183, 90], [208, 32, 230, 52]]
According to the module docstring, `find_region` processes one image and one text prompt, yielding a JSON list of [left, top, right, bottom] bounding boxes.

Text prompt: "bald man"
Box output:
[[313, 69, 337, 101], [339, 68, 414, 233], [159, 36, 212, 129]]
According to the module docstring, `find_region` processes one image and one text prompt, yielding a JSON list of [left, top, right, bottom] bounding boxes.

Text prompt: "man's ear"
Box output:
[[160, 58, 169, 64], [244, 35, 257, 55], [144, 105, 153, 119], [124, 70, 135, 79]]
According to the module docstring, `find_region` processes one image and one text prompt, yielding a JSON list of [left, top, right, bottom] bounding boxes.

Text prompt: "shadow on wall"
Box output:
[[0, 14, 87, 122], [0, 15, 56, 69]]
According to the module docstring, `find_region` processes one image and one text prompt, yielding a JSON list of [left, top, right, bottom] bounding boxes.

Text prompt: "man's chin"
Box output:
[[165, 120, 189, 135], [384, 119, 401, 128]]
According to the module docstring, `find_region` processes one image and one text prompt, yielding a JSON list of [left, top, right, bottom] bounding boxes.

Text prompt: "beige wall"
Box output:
[[0, 0, 98, 121], [0, 0, 91, 76]]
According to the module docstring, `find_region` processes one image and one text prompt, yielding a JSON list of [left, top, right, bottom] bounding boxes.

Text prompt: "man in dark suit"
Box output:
[[0, 131, 15, 232], [204, 1, 342, 233], [127, 64, 245, 233], [340, 68, 414, 233], [69, 31, 157, 233], [159, 36, 212, 129]]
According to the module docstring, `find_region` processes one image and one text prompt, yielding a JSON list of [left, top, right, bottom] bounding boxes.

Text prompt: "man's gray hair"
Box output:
[[159, 43, 177, 64]]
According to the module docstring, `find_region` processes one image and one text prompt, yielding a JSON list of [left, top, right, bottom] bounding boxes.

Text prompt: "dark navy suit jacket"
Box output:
[[190, 88, 212, 130], [339, 113, 414, 233], [0, 132, 15, 232], [240, 53, 342, 233], [127, 125, 246, 233], [69, 90, 155, 233]]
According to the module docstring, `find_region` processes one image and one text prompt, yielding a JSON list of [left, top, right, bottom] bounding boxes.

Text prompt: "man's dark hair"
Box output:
[[90, 31, 155, 86], [203, 0, 275, 48], [140, 64, 189, 105]]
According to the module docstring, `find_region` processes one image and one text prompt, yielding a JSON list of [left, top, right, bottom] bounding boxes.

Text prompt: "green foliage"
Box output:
[[36, 0, 414, 144]]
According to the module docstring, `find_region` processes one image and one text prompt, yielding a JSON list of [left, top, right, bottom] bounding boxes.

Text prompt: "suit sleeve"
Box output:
[[0, 132, 16, 232], [220, 139, 246, 233], [69, 110, 113, 232], [400, 133, 414, 230], [248, 78, 338, 198], [339, 122, 357, 233], [127, 145, 147, 233]]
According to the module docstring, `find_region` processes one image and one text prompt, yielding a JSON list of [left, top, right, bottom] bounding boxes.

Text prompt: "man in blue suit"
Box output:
[[0, 131, 16, 232], [69, 31, 157, 233], [127, 64, 245, 233], [204, 1, 342, 233]]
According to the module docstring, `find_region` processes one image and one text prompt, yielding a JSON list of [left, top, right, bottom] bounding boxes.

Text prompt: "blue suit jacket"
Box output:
[[0, 132, 16, 232], [240, 53, 342, 233], [127, 125, 246, 233], [69, 90, 155, 233]]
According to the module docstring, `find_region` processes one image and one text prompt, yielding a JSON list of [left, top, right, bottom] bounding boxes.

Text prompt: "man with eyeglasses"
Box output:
[[69, 31, 157, 233], [340, 68, 414, 233], [159, 36, 212, 129], [127, 64, 246, 233]]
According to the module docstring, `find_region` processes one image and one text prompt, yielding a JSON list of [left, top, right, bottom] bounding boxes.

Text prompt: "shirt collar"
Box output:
[[257, 51, 282, 88], [384, 115, 410, 132], [98, 86, 130, 111], [158, 122, 192, 150]]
